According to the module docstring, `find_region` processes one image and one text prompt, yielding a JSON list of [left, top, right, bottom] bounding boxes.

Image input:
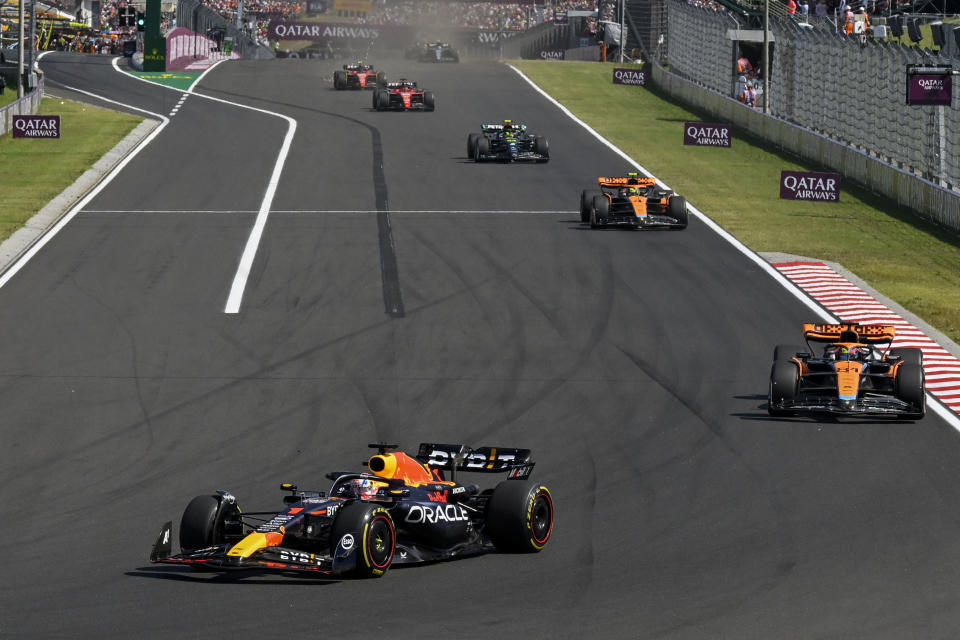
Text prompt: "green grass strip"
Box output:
[[0, 96, 142, 241], [128, 71, 201, 91], [511, 60, 960, 344]]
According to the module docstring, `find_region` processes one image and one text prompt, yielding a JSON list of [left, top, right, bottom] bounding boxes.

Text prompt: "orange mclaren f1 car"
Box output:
[[579, 173, 688, 230], [150, 443, 553, 578], [768, 323, 925, 419]]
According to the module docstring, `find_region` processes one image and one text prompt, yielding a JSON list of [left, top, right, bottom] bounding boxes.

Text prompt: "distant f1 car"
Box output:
[[150, 443, 553, 578], [579, 173, 687, 229], [408, 41, 459, 62], [333, 61, 384, 90], [768, 323, 925, 419], [373, 79, 436, 111], [467, 120, 549, 163]]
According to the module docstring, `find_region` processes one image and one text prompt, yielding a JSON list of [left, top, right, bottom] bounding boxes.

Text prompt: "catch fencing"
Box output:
[[0, 74, 44, 137], [175, 0, 274, 59], [661, 0, 959, 232]]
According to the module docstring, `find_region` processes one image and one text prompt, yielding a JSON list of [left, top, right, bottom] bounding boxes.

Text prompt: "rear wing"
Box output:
[[416, 443, 535, 480], [481, 122, 527, 132], [802, 323, 896, 343], [597, 176, 657, 188]]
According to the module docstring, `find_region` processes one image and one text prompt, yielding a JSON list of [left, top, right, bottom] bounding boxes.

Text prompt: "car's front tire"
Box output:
[[423, 91, 436, 111], [179, 494, 241, 553], [896, 363, 926, 419], [331, 502, 396, 578], [590, 195, 609, 228], [769, 359, 799, 416], [580, 189, 601, 223], [668, 195, 688, 229]]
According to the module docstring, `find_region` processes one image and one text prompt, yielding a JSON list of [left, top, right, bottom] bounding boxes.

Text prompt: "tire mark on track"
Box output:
[[197, 86, 404, 317]]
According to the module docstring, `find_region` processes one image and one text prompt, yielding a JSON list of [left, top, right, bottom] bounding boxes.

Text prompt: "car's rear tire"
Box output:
[[534, 136, 549, 162], [475, 136, 490, 162], [889, 347, 923, 366], [896, 363, 926, 419], [580, 189, 601, 223], [485, 480, 554, 553], [768, 359, 799, 416], [331, 502, 395, 578], [774, 344, 806, 361], [424, 91, 436, 111], [590, 195, 609, 228], [668, 195, 688, 229]]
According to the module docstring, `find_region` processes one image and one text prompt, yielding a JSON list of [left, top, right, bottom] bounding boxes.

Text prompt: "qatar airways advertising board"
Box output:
[[906, 73, 952, 106], [612, 67, 645, 86], [683, 122, 731, 147], [780, 170, 841, 202]]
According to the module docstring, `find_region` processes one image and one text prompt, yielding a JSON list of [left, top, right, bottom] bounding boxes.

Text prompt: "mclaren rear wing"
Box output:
[[802, 323, 896, 343], [416, 443, 535, 480], [597, 176, 657, 188]]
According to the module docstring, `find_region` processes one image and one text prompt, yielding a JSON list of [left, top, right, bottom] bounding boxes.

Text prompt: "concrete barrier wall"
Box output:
[[0, 75, 44, 138], [650, 64, 960, 234]]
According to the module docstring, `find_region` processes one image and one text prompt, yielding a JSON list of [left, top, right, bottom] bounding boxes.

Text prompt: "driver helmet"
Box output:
[[351, 478, 383, 499]]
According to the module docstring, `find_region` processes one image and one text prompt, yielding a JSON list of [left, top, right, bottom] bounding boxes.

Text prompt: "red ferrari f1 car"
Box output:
[[768, 323, 925, 419], [150, 443, 554, 578], [333, 61, 384, 90], [372, 79, 436, 111]]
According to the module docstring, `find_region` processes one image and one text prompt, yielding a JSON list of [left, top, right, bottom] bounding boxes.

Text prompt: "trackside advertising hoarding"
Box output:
[[12, 115, 60, 138], [612, 67, 645, 86], [683, 122, 731, 147], [780, 170, 841, 201], [906, 73, 952, 106]]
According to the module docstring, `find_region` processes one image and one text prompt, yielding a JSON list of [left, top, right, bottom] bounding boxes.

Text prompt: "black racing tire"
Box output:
[[768, 359, 799, 416], [485, 480, 554, 553], [668, 195, 688, 229], [475, 136, 490, 162], [424, 91, 436, 111], [895, 363, 926, 419], [375, 89, 389, 111], [467, 133, 479, 158], [333, 70, 346, 90], [889, 347, 923, 366], [331, 502, 396, 578], [534, 136, 550, 162], [372, 89, 380, 109], [180, 495, 221, 553], [580, 189, 601, 223], [774, 344, 806, 361], [590, 195, 609, 228]]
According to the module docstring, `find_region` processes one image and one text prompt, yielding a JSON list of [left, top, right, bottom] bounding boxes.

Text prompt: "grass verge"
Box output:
[[510, 60, 960, 345], [0, 95, 142, 242]]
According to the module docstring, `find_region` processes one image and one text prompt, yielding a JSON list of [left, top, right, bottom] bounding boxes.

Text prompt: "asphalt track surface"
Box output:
[[5, 52, 960, 639]]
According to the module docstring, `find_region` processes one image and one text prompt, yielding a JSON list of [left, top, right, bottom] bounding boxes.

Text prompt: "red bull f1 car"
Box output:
[[467, 120, 549, 163], [373, 80, 436, 111], [579, 173, 688, 229], [150, 443, 553, 578], [333, 61, 384, 90], [768, 323, 925, 419]]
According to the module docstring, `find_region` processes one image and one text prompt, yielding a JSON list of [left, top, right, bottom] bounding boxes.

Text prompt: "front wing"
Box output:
[[775, 393, 920, 416]]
